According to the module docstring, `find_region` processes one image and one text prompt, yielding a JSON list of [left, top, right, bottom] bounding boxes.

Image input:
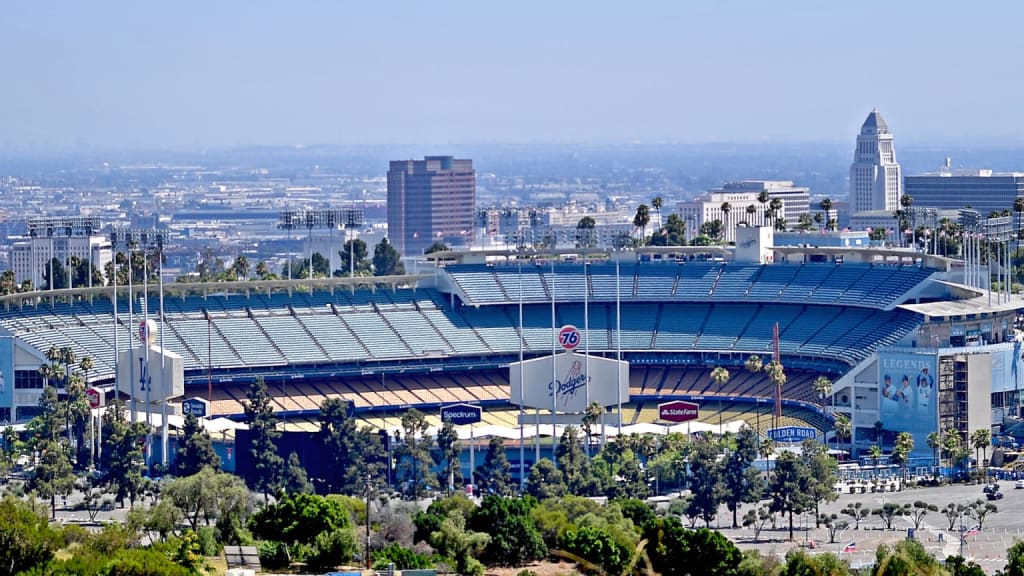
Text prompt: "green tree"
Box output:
[[526, 458, 566, 500], [800, 439, 838, 527], [686, 436, 722, 527], [282, 451, 313, 495], [0, 497, 64, 576], [817, 514, 850, 544], [373, 238, 406, 276], [557, 425, 596, 495], [424, 241, 449, 255], [243, 377, 283, 499], [435, 419, 462, 496], [946, 554, 985, 576], [430, 510, 489, 576], [469, 495, 546, 567], [768, 451, 812, 541], [927, 431, 942, 479], [173, 412, 221, 477], [395, 408, 434, 499], [873, 502, 909, 530], [338, 238, 371, 276], [474, 437, 512, 496], [907, 501, 938, 530], [742, 505, 774, 541], [841, 502, 870, 530], [558, 525, 630, 576], [29, 438, 75, 520], [318, 398, 384, 494], [1002, 539, 1024, 576], [700, 219, 724, 243], [164, 466, 252, 533], [100, 401, 147, 507], [892, 432, 915, 482], [872, 538, 945, 576], [643, 518, 743, 576], [970, 428, 991, 477], [633, 204, 651, 241], [796, 212, 815, 231], [722, 427, 762, 528], [648, 213, 689, 247]]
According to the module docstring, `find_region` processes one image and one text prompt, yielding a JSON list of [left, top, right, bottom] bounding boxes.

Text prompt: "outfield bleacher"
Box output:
[[445, 261, 934, 309]]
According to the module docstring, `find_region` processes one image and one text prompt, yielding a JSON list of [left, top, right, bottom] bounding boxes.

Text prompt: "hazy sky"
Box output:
[[3, 1, 1023, 150]]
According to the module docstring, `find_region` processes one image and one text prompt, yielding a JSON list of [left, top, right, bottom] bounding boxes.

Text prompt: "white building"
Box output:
[[850, 109, 902, 213], [9, 235, 112, 288], [677, 181, 810, 243]]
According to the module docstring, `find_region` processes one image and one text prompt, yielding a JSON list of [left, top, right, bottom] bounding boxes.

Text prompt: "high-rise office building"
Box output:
[[905, 165, 1024, 215], [677, 181, 810, 243], [850, 109, 902, 213], [9, 234, 111, 288], [387, 156, 476, 256]]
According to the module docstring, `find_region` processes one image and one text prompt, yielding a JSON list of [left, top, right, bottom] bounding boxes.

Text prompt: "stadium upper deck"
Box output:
[[0, 260, 937, 388]]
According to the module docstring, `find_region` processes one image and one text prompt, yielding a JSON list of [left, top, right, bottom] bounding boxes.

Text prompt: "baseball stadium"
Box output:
[[0, 239, 1018, 481]]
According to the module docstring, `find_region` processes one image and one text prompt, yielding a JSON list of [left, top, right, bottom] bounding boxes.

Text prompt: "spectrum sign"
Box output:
[[440, 403, 482, 426]]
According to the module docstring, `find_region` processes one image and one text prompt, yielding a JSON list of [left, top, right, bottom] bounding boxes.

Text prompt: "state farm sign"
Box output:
[[659, 400, 699, 423]]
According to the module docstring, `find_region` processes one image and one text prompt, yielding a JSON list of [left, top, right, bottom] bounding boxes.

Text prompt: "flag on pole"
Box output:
[[842, 541, 857, 553], [965, 524, 980, 536]]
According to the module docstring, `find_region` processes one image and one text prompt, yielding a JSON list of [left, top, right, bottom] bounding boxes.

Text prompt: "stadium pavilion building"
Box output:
[[0, 230, 1021, 480]]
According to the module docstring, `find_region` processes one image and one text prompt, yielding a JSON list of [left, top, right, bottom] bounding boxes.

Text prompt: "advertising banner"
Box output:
[[509, 353, 629, 413], [878, 351, 937, 458]]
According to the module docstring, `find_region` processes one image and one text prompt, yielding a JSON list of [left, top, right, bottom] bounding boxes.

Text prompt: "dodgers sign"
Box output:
[[509, 353, 629, 413], [659, 400, 699, 423], [440, 403, 482, 425], [766, 426, 818, 442]]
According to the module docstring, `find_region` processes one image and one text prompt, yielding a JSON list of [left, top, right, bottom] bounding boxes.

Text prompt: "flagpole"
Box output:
[[583, 252, 590, 458], [159, 247, 168, 467], [616, 258, 622, 438], [518, 258, 525, 491], [550, 257, 558, 468]]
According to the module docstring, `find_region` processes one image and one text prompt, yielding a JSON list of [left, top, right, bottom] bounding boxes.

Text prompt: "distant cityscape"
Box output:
[[3, 110, 1024, 285]]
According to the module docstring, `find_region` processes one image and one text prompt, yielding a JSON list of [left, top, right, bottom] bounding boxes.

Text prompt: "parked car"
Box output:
[[987, 491, 1004, 501], [983, 483, 1001, 494], [1015, 479, 1024, 489]]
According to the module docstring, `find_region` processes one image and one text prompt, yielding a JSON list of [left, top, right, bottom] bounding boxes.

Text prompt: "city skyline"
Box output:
[[2, 1, 1024, 150]]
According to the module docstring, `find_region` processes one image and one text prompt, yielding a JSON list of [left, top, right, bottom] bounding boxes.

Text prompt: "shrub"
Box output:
[[306, 528, 358, 571], [373, 542, 435, 570], [195, 526, 220, 557], [257, 540, 290, 570]]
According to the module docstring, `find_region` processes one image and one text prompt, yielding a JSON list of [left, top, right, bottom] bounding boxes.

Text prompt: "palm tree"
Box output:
[[745, 204, 757, 226], [744, 354, 762, 374], [757, 190, 770, 227], [652, 196, 664, 226], [819, 197, 833, 228], [710, 367, 730, 432], [867, 444, 883, 479], [812, 376, 833, 414], [759, 437, 775, 475], [633, 204, 651, 244], [720, 202, 732, 243], [79, 356, 93, 386], [581, 401, 604, 457], [971, 429, 991, 479], [893, 432, 914, 483], [769, 198, 784, 230], [900, 194, 914, 247], [833, 415, 851, 457], [927, 431, 941, 479], [1014, 196, 1024, 256], [764, 360, 786, 429]]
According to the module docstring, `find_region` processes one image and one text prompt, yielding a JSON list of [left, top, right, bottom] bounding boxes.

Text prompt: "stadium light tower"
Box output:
[[278, 208, 364, 279], [26, 216, 102, 290], [110, 227, 170, 471]]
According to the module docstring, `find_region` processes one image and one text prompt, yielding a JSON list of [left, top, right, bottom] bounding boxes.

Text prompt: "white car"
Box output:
[[1015, 479, 1024, 489]]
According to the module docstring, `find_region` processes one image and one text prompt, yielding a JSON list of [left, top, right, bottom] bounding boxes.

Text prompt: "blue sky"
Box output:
[[2, 1, 1022, 150]]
